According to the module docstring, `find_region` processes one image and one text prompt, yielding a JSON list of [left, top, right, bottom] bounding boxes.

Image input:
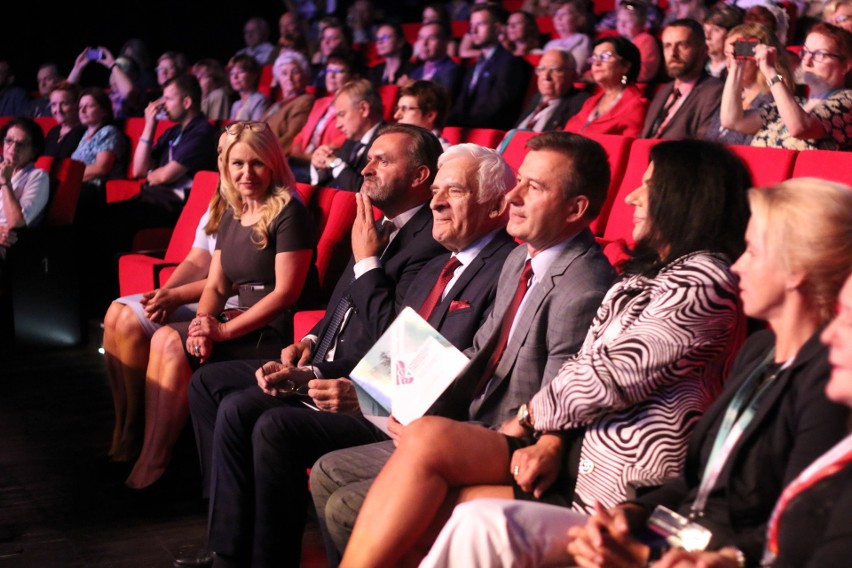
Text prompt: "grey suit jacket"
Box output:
[[441, 228, 615, 426], [640, 73, 723, 140]]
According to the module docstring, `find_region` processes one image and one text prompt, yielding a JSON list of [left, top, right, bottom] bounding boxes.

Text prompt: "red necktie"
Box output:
[[474, 259, 534, 397], [526, 101, 550, 129], [418, 256, 463, 321]]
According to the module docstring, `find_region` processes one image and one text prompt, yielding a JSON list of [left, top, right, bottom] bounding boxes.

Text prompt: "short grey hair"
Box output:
[[438, 143, 515, 204], [273, 49, 311, 82]]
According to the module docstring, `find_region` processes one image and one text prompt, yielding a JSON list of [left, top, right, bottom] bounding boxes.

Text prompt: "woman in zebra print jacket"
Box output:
[[340, 140, 752, 568], [423, 179, 852, 568]]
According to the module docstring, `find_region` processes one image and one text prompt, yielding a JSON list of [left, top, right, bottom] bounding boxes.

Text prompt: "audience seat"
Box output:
[[377, 84, 400, 123], [34, 117, 57, 137], [9, 157, 86, 346], [450, 20, 470, 39], [258, 65, 275, 100], [791, 149, 852, 185], [727, 145, 797, 188], [400, 22, 420, 46], [599, 138, 661, 267], [0, 116, 12, 130], [308, 186, 357, 302], [584, 133, 634, 237], [117, 171, 219, 296], [497, 129, 634, 236], [442, 126, 507, 149], [107, 118, 178, 203]]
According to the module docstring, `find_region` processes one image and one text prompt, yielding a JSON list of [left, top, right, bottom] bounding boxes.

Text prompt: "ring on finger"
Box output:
[[194, 345, 200, 355], [512, 464, 520, 477]]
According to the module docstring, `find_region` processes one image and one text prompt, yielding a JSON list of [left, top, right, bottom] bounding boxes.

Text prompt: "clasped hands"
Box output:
[[185, 313, 226, 362], [0, 224, 17, 247], [140, 288, 181, 323], [566, 504, 741, 568], [254, 339, 360, 413], [500, 415, 564, 499]]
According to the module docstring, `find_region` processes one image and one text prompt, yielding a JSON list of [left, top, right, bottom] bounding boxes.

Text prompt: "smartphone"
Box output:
[[86, 47, 103, 61], [733, 38, 758, 59]]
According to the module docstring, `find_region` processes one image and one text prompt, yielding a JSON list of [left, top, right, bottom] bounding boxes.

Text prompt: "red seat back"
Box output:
[[258, 65, 276, 100], [584, 133, 634, 236], [122, 117, 178, 177], [441, 127, 507, 149], [163, 171, 220, 263], [34, 116, 58, 137], [727, 145, 797, 188], [377, 84, 400, 122], [600, 138, 661, 265], [791, 150, 852, 186], [309, 187, 357, 301], [35, 156, 85, 226]]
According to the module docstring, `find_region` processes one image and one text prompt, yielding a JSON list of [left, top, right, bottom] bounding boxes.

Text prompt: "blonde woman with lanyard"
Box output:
[[417, 178, 852, 568], [563, 179, 852, 568]]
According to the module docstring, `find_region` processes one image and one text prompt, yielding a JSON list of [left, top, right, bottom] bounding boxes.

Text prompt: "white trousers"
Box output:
[[419, 498, 589, 568]]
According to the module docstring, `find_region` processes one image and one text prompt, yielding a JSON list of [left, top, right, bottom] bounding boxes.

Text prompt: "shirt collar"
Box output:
[[525, 232, 578, 284], [453, 229, 500, 267]]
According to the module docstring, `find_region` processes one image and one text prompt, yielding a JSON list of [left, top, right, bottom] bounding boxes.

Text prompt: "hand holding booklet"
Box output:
[[348, 307, 470, 434]]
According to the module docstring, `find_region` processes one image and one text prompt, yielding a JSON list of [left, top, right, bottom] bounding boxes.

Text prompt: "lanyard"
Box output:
[[763, 434, 852, 563], [690, 348, 781, 518]]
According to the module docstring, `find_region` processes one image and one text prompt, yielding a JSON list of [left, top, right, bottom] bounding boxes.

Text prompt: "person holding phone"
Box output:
[[706, 22, 792, 145], [67, 46, 145, 119], [720, 22, 852, 151]]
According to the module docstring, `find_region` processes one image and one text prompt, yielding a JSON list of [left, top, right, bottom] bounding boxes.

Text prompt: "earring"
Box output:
[[621, 74, 628, 86]]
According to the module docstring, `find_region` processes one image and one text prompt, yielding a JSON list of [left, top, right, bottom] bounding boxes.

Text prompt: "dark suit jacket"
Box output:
[[310, 204, 446, 378], [437, 229, 615, 425], [515, 91, 591, 132], [403, 230, 518, 351], [316, 122, 384, 192], [640, 72, 723, 140], [449, 45, 533, 131], [411, 56, 463, 100], [636, 329, 850, 565], [773, 461, 852, 568]]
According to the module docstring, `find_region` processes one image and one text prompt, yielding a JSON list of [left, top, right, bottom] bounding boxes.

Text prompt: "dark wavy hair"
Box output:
[[593, 35, 642, 84], [623, 140, 751, 276], [0, 117, 46, 160]]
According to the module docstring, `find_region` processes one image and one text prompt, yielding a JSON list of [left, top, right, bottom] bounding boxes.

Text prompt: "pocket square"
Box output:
[[449, 300, 471, 312]]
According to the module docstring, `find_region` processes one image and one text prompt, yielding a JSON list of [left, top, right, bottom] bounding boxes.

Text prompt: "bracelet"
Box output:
[[195, 312, 210, 318], [766, 73, 784, 88], [138, 137, 152, 145]]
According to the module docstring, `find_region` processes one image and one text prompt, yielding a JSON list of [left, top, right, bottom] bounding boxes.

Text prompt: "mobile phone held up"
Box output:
[[733, 38, 758, 59], [86, 47, 103, 62]]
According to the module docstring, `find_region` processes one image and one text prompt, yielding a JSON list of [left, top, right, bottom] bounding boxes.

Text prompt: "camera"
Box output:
[[86, 48, 103, 62], [733, 38, 758, 59]]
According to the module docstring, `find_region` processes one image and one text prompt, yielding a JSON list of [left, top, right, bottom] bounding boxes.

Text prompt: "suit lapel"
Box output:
[[484, 230, 594, 399]]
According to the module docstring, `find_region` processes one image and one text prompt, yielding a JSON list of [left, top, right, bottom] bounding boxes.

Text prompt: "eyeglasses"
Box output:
[[325, 66, 349, 76], [3, 137, 30, 148], [800, 47, 844, 62], [156, 66, 175, 74], [225, 121, 269, 135], [535, 66, 568, 76], [833, 14, 850, 25], [376, 34, 395, 42], [395, 105, 421, 113], [587, 51, 621, 64]]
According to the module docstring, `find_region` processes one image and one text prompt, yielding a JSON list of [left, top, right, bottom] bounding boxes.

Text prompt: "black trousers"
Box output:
[[188, 360, 388, 568]]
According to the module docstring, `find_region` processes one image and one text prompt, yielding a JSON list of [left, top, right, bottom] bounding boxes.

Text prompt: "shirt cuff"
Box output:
[[309, 165, 320, 186], [331, 161, 347, 177], [354, 256, 381, 278]]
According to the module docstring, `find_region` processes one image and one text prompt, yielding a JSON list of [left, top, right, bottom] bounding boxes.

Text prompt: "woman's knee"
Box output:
[[115, 304, 145, 341], [150, 325, 184, 355]]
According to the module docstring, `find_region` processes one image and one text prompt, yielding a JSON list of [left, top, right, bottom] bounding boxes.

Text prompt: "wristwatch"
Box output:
[[766, 73, 784, 88], [328, 157, 342, 169], [517, 403, 535, 433]]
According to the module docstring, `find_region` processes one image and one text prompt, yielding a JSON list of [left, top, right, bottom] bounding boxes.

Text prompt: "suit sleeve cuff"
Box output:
[[353, 256, 381, 279]]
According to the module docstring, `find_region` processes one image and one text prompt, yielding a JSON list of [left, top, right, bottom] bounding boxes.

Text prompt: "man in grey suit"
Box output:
[[310, 132, 616, 562]]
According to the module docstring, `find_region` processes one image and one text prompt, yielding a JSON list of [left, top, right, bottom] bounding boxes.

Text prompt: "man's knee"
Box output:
[[325, 482, 370, 553]]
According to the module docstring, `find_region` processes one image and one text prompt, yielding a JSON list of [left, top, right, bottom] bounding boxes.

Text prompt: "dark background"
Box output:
[[2, 1, 424, 93]]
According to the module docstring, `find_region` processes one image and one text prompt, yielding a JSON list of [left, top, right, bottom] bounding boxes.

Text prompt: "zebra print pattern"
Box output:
[[529, 251, 743, 512]]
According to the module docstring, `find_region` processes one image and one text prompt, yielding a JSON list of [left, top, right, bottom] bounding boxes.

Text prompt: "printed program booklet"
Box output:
[[348, 307, 470, 435]]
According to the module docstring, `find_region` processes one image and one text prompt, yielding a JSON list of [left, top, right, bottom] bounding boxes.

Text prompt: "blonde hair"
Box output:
[[726, 22, 794, 92], [205, 128, 239, 234], [219, 122, 297, 249], [748, 178, 852, 322]]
